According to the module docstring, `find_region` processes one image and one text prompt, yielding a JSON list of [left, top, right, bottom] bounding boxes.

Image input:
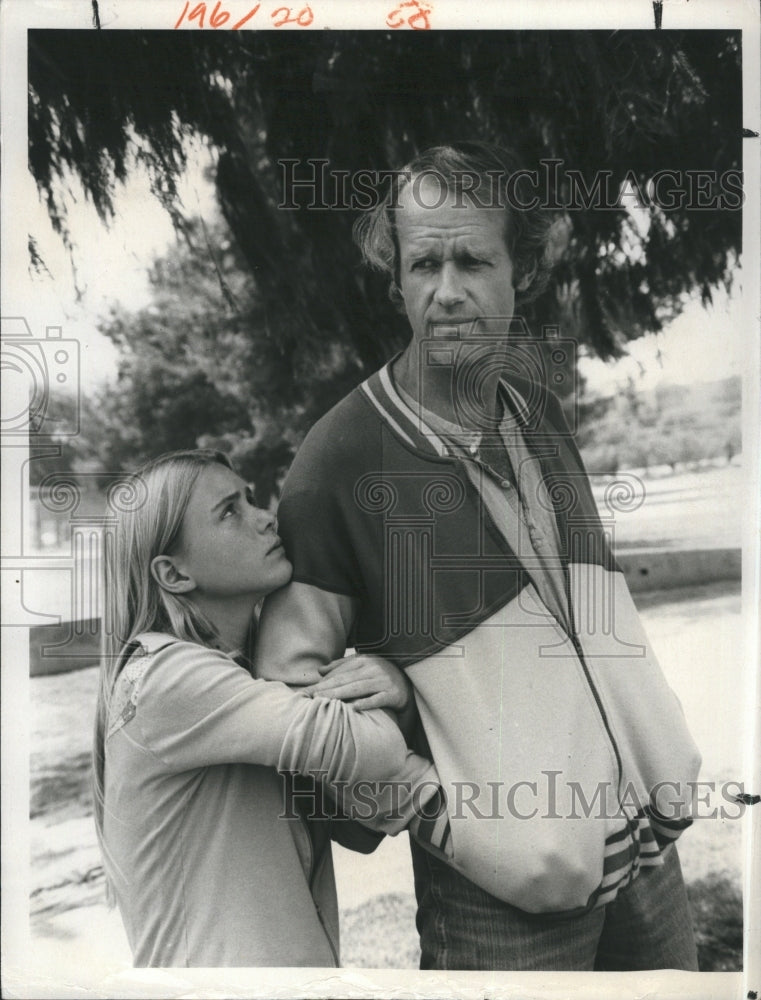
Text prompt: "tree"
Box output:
[[27, 391, 94, 486], [577, 374, 742, 475], [28, 30, 742, 479], [76, 218, 303, 502]]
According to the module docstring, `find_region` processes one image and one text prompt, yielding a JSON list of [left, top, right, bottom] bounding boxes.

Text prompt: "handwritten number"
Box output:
[[407, 7, 431, 30], [188, 2, 208, 26], [174, 1, 190, 28], [387, 0, 432, 30], [272, 5, 313, 26], [209, 1, 231, 26], [232, 3, 261, 28], [386, 5, 403, 27], [176, 1, 312, 29]]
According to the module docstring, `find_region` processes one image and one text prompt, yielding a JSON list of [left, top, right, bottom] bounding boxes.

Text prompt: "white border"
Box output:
[[2, 1, 759, 997]]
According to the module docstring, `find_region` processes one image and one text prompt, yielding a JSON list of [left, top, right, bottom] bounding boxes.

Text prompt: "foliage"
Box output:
[[30, 31, 741, 357], [28, 30, 742, 492], [27, 214, 376, 501], [577, 375, 741, 475], [79, 219, 297, 500], [35, 229, 742, 499], [28, 392, 99, 486]]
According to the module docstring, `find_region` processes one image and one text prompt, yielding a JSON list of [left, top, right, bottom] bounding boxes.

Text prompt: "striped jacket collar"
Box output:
[[360, 357, 535, 458]]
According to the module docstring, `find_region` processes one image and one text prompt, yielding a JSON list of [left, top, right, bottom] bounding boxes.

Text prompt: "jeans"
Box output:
[[410, 841, 699, 971]]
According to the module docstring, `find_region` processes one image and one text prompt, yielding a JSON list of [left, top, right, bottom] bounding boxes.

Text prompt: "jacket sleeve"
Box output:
[[134, 641, 433, 793], [254, 581, 357, 686], [253, 581, 442, 836]]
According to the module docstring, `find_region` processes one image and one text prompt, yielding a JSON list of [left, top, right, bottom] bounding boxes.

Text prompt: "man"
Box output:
[[255, 142, 701, 971]]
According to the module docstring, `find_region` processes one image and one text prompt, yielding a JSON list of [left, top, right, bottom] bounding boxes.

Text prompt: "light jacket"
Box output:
[[276, 362, 702, 915]]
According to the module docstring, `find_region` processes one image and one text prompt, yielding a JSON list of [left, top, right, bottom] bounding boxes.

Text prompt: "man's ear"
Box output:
[[389, 280, 405, 305], [515, 264, 536, 293], [389, 282, 408, 318], [150, 555, 195, 594]]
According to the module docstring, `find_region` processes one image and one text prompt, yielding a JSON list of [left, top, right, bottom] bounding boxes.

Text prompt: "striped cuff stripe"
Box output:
[[410, 786, 454, 859]]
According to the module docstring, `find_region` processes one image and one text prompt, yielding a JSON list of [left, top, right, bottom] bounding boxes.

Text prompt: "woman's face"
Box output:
[[171, 463, 292, 601]]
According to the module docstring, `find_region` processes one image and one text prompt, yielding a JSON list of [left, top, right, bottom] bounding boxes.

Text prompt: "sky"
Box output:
[[22, 151, 743, 400], [577, 286, 742, 398], [21, 142, 219, 394]]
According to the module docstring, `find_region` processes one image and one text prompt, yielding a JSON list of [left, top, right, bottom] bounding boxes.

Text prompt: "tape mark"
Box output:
[[733, 792, 760, 806], [652, 1, 663, 30]]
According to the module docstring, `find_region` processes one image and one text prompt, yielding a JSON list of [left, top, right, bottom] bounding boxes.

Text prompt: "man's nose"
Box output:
[[433, 263, 466, 308]]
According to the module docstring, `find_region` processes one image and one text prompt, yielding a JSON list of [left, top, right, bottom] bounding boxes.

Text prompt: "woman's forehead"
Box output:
[[188, 463, 243, 508]]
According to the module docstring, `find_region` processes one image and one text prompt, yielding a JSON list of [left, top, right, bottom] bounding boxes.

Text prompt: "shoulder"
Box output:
[[107, 635, 245, 738], [137, 636, 246, 693], [281, 378, 382, 494], [106, 635, 177, 738], [291, 378, 385, 466], [503, 372, 571, 434]]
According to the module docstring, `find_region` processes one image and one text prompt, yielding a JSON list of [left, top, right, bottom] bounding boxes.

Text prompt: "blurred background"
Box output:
[[25, 29, 742, 508], [16, 27, 746, 977]]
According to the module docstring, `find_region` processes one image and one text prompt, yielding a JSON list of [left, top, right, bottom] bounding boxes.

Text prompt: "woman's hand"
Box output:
[[302, 654, 412, 712]]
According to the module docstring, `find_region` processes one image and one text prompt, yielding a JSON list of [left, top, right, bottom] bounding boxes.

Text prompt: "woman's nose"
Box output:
[[254, 508, 277, 533]]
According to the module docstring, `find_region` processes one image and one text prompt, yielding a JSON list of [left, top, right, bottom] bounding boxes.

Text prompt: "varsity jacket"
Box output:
[[276, 361, 702, 916]]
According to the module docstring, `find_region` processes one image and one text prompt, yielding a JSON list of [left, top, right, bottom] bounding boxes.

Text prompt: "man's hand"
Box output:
[[302, 654, 412, 712]]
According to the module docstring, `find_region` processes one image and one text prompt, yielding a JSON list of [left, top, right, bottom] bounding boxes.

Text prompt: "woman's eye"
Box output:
[[245, 486, 256, 507], [222, 503, 237, 519]]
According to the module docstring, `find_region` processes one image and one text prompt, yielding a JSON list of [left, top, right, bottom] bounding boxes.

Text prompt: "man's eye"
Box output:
[[245, 486, 256, 507], [222, 502, 237, 519], [411, 259, 437, 272]]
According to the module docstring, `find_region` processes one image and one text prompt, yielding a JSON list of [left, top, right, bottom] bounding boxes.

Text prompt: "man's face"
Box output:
[[395, 175, 521, 348]]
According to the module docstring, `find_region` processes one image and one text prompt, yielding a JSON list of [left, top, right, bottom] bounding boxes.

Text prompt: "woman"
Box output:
[[93, 449, 438, 967]]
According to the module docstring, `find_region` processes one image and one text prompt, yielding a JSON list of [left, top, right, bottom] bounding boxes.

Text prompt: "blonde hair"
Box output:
[[92, 449, 235, 861]]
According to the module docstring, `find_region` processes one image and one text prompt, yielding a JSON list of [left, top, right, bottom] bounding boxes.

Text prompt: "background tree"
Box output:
[[576, 376, 741, 475], [79, 219, 301, 500], [28, 30, 742, 492]]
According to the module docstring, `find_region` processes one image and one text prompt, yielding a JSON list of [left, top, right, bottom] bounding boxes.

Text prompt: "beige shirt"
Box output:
[[395, 379, 571, 634]]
